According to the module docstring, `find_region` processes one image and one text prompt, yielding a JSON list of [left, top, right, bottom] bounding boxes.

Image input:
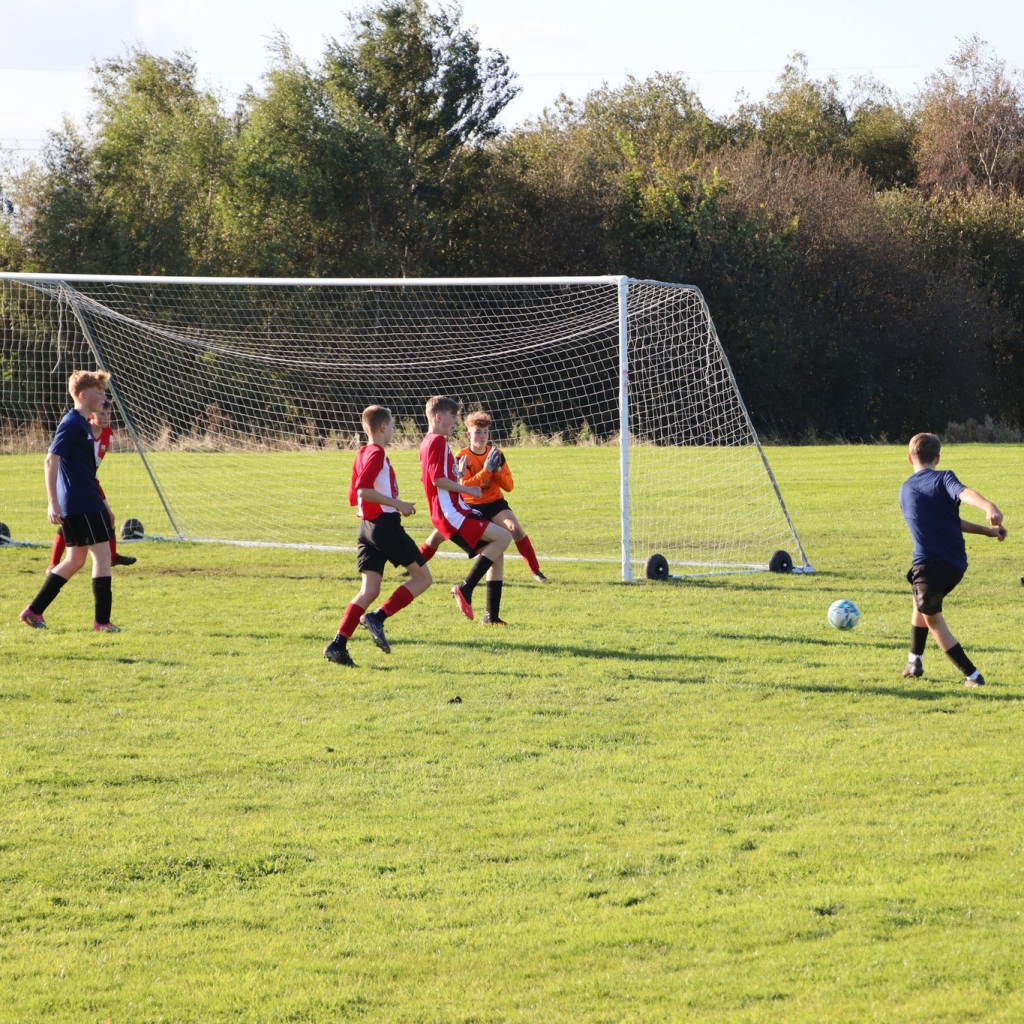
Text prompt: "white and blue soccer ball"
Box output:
[[827, 599, 860, 631]]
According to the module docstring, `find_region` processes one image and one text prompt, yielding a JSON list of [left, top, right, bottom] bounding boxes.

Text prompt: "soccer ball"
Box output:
[[827, 599, 860, 631]]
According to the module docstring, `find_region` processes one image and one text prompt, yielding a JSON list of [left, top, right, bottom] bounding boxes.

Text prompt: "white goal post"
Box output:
[[0, 273, 812, 579]]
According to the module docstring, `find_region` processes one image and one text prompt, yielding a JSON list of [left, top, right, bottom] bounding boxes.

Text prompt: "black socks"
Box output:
[[92, 576, 113, 625], [30, 572, 67, 615], [910, 625, 929, 657], [486, 579, 503, 621], [943, 642, 976, 677], [462, 555, 494, 598]]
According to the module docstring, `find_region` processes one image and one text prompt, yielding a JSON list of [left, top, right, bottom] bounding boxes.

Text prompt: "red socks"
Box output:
[[338, 602, 364, 638], [419, 543, 437, 562], [338, 585, 416, 637], [49, 533, 66, 571], [515, 536, 540, 574], [380, 584, 414, 618]]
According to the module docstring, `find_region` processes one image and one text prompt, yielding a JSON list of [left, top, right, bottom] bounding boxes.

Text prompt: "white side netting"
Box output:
[[626, 281, 807, 570], [0, 275, 809, 575]]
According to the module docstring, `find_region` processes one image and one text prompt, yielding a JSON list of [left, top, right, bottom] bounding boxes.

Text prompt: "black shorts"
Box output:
[[356, 514, 424, 575], [62, 510, 115, 548], [56, 505, 112, 539], [907, 560, 965, 616], [472, 497, 512, 521]]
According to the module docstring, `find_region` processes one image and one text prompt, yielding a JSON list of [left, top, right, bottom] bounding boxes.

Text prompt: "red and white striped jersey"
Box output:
[[419, 432, 474, 539], [94, 426, 113, 467], [348, 443, 400, 520]]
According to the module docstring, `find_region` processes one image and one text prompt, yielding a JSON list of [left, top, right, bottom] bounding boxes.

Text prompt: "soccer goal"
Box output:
[[0, 273, 812, 579]]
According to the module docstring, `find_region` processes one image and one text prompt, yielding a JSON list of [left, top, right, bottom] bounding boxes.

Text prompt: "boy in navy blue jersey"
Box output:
[[899, 432, 1007, 687], [48, 399, 137, 570], [20, 369, 121, 631], [323, 405, 432, 667]]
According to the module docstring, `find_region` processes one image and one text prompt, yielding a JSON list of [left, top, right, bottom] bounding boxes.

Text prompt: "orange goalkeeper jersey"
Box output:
[[456, 445, 514, 505]]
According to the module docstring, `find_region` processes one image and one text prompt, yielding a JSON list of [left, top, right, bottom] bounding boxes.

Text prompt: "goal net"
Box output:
[[0, 274, 811, 578]]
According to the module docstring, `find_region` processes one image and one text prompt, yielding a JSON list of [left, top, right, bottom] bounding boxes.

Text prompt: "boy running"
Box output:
[[20, 370, 121, 632], [899, 432, 1007, 687], [419, 396, 511, 623], [48, 398, 137, 571], [416, 411, 547, 617], [323, 405, 432, 667]]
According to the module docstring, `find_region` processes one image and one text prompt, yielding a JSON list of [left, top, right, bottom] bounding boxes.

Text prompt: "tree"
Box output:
[[731, 54, 850, 159], [845, 80, 917, 190], [531, 73, 724, 170], [879, 187, 1024, 424], [0, 168, 29, 271], [14, 121, 102, 273], [322, 0, 519, 271], [704, 145, 1013, 438], [20, 49, 230, 275], [730, 59, 917, 190], [477, 74, 730, 277], [915, 36, 1024, 193], [87, 49, 230, 274], [219, 41, 402, 276]]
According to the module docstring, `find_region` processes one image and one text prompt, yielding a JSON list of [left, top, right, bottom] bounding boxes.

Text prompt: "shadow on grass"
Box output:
[[708, 630, 904, 650], [706, 629, 1015, 655], [648, 576, 802, 591], [782, 680, 1024, 703], [426, 637, 722, 664], [6, 648, 185, 668], [647, 571, 928, 596]]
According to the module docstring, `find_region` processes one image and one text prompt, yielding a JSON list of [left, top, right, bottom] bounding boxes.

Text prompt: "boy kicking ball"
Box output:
[[899, 432, 1007, 687], [419, 396, 511, 623], [20, 370, 121, 632], [323, 406, 432, 667]]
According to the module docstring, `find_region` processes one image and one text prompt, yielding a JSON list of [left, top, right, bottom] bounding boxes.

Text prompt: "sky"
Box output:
[[2, 0, 1023, 165]]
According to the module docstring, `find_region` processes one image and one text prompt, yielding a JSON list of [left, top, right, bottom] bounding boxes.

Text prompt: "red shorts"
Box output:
[[450, 516, 488, 556]]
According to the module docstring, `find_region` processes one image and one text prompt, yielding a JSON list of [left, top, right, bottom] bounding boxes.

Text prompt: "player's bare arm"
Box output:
[[434, 477, 482, 499], [960, 518, 1007, 541], [357, 487, 415, 517], [958, 488, 1003, 527], [44, 452, 63, 524]]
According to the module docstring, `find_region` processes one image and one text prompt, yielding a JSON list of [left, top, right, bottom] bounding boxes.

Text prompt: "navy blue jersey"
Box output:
[[49, 409, 105, 516], [899, 468, 967, 571]]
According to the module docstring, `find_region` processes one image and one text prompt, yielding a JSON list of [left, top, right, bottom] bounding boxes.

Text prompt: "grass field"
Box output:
[[1, 444, 1022, 1021]]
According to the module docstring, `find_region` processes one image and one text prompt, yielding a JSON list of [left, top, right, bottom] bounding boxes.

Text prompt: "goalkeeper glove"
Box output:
[[455, 454, 469, 478], [483, 447, 505, 472]]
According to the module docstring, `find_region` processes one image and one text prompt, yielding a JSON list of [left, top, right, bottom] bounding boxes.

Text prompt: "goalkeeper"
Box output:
[[416, 412, 548, 612]]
